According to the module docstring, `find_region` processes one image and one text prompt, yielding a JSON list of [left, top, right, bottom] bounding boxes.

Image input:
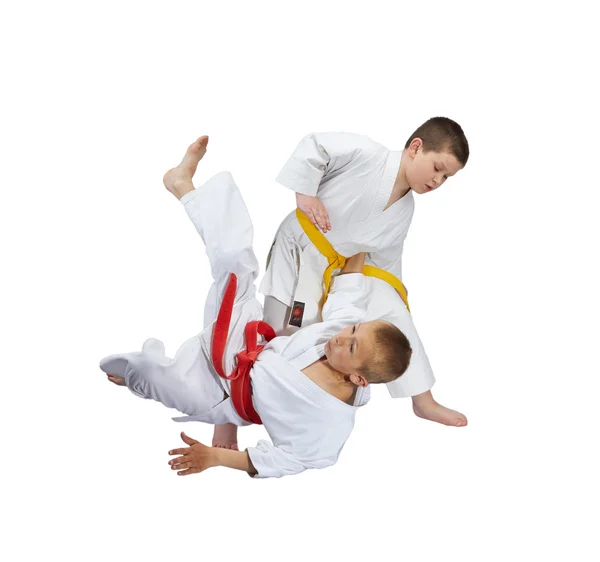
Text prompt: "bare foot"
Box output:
[[163, 135, 209, 199], [107, 374, 126, 386], [212, 423, 239, 450], [413, 401, 468, 427]]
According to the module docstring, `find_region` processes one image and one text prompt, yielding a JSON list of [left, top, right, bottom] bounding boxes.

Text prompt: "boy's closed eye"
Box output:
[[435, 164, 449, 179]]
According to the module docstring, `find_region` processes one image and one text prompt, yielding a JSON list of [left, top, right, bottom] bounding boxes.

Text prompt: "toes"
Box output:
[[107, 374, 125, 386], [212, 442, 239, 450], [190, 136, 208, 152]]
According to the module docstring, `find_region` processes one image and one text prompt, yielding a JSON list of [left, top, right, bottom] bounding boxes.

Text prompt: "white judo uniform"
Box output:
[[100, 171, 371, 479], [259, 132, 435, 398]]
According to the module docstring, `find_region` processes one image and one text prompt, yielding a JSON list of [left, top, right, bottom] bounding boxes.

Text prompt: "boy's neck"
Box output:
[[303, 357, 357, 404]]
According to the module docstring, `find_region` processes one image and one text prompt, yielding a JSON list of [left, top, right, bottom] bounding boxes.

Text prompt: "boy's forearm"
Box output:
[[340, 252, 366, 274], [214, 448, 258, 475]]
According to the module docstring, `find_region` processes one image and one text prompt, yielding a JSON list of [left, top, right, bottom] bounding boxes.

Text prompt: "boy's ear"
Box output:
[[350, 372, 369, 387], [408, 137, 423, 157]]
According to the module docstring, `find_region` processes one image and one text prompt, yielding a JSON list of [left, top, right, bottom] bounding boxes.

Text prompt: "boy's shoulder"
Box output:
[[309, 131, 389, 155]]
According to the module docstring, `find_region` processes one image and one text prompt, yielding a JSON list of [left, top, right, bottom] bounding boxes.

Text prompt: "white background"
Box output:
[[1, 1, 599, 561]]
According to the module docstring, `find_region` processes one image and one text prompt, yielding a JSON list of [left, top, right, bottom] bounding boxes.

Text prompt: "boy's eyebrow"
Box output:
[[354, 323, 361, 351]]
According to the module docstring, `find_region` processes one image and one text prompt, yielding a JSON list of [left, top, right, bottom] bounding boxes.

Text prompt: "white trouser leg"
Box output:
[[99, 336, 226, 416]]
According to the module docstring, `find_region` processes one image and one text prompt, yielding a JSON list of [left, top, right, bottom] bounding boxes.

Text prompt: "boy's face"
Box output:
[[324, 321, 376, 381], [406, 138, 463, 194]]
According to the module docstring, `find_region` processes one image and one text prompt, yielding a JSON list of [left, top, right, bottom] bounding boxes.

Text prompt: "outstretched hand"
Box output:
[[168, 432, 218, 476], [296, 193, 331, 233]]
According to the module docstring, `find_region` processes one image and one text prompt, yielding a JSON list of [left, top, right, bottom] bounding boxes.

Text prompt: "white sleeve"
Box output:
[[275, 132, 382, 197], [321, 273, 368, 323], [246, 440, 335, 479], [382, 307, 436, 398]]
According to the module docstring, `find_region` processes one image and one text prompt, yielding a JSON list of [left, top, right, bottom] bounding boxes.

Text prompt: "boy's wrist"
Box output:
[[213, 447, 258, 475], [212, 447, 225, 467]]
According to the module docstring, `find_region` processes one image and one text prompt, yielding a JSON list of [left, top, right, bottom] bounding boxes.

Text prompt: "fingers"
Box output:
[[167, 456, 206, 476], [168, 454, 203, 475], [175, 468, 201, 476], [298, 194, 331, 233], [180, 432, 199, 446], [315, 203, 331, 233], [168, 447, 190, 456], [169, 456, 190, 469], [309, 208, 329, 233]]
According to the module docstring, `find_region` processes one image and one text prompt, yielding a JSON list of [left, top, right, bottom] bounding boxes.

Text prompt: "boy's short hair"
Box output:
[[405, 117, 469, 166], [361, 320, 412, 384]]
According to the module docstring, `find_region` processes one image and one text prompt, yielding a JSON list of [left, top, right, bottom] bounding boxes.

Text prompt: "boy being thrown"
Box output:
[[100, 136, 412, 479]]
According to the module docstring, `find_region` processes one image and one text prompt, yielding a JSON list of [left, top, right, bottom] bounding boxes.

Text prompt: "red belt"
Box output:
[[211, 273, 275, 425]]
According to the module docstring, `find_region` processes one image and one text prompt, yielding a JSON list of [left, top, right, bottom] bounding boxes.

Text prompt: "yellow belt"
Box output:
[[295, 209, 410, 311]]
